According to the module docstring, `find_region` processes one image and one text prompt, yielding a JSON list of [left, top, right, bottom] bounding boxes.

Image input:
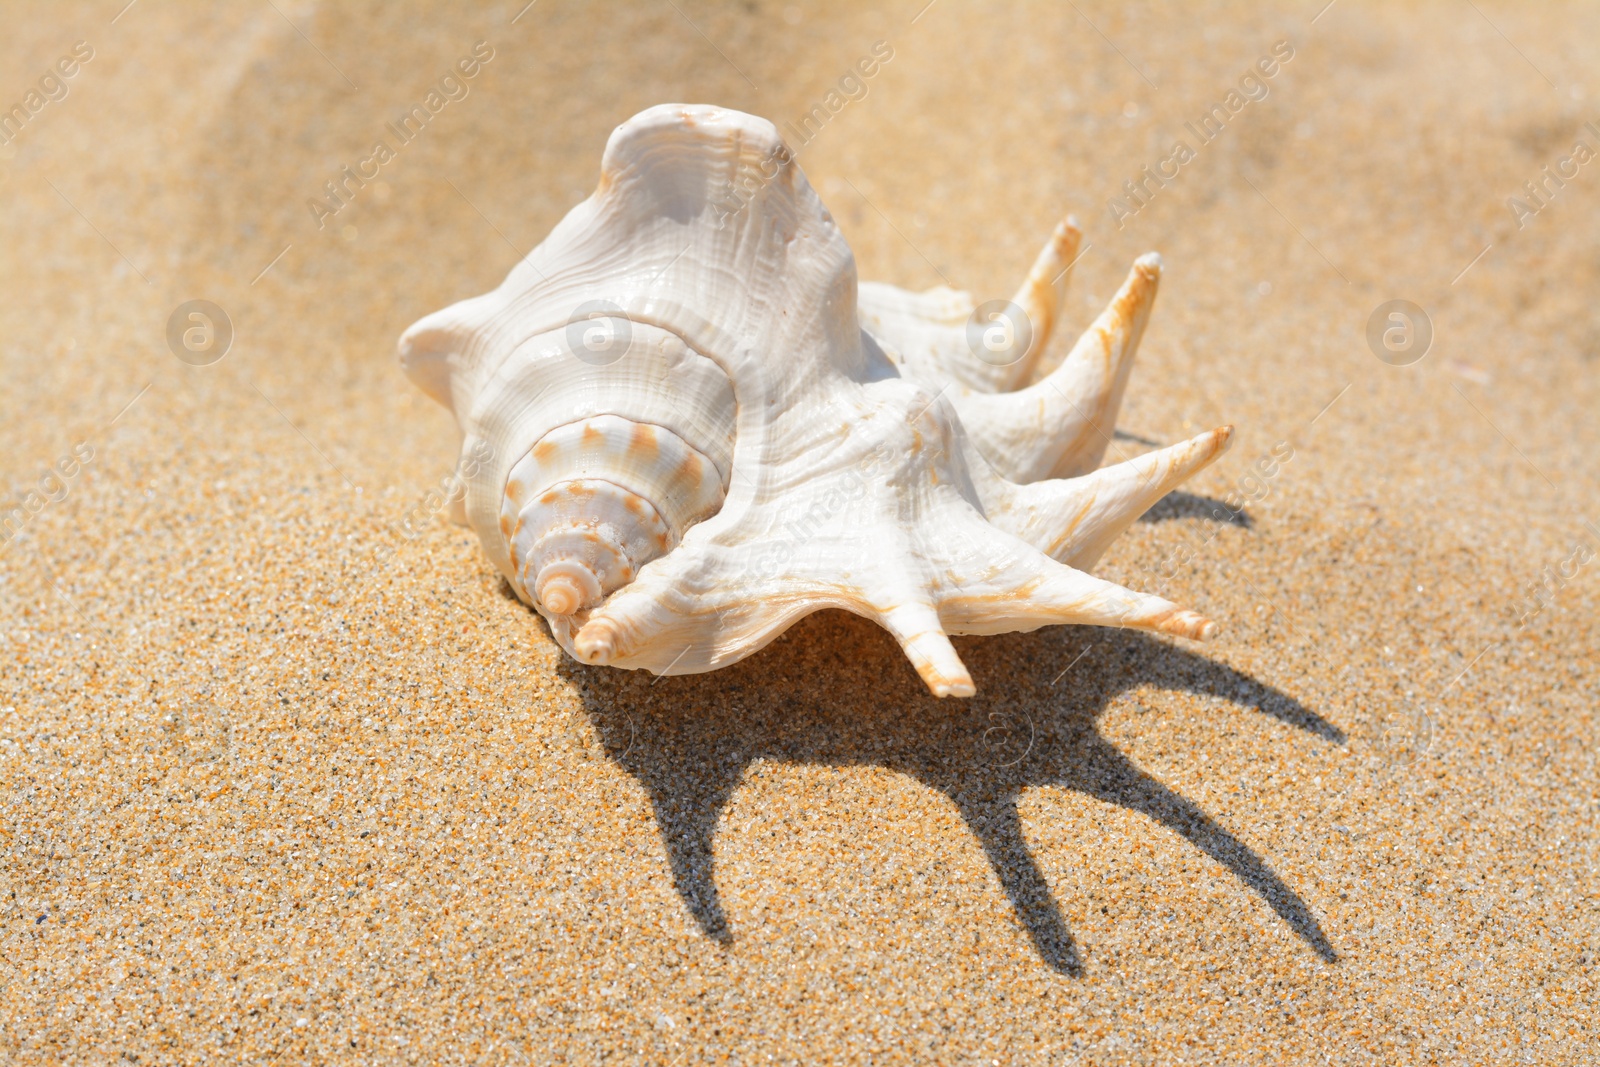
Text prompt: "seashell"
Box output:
[[399, 103, 1234, 697]]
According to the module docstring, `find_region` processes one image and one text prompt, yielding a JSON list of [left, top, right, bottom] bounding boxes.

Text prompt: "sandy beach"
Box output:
[[1, 1, 1596, 1062]]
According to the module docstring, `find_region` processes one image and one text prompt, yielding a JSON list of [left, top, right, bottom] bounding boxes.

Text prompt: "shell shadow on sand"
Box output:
[[553, 608, 1342, 976]]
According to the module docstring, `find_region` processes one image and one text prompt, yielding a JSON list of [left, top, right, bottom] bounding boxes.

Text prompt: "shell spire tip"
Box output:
[[574, 617, 621, 664]]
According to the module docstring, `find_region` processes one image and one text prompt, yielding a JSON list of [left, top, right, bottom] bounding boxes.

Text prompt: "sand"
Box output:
[[1, 1, 1596, 1063]]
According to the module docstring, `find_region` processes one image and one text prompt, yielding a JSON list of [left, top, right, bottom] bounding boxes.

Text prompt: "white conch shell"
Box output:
[[399, 103, 1233, 697]]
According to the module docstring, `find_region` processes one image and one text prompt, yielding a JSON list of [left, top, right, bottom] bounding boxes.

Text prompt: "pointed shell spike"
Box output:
[[1009, 215, 1082, 383]]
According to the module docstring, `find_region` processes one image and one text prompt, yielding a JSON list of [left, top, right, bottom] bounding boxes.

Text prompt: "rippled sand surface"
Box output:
[[1, 2, 1596, 1063]]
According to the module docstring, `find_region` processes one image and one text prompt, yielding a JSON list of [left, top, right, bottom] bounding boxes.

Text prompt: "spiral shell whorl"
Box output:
[[415, 308, 735, 622], [503, 412, 729, 617]]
